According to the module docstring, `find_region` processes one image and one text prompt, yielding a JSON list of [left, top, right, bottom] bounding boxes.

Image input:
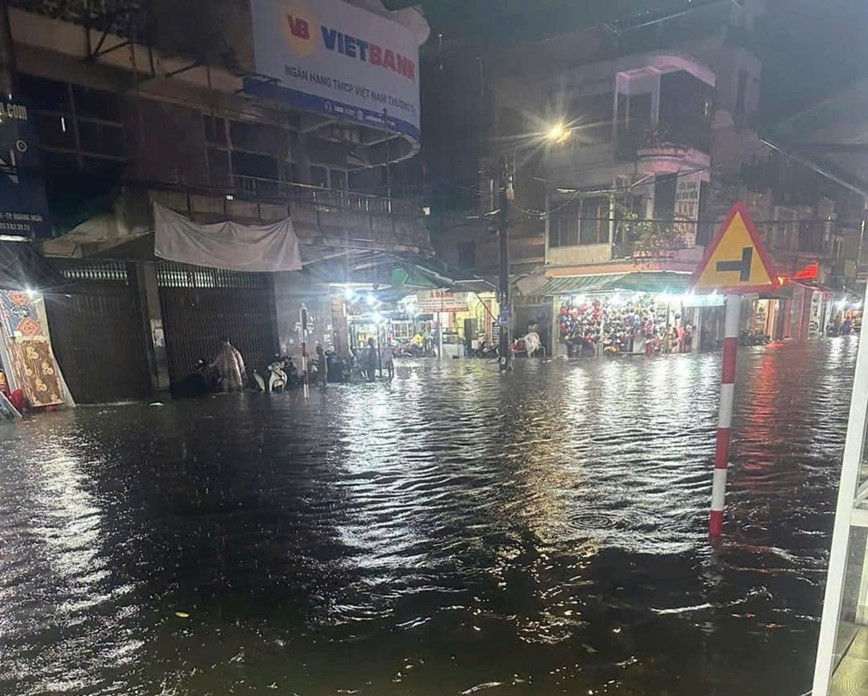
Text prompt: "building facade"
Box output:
[[0, 0, 434, 404], [430, 0, 860, 354]]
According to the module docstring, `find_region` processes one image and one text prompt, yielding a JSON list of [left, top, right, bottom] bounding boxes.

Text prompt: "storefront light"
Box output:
[[343, 287, 356, 301], [573, 294, 586, 305], [372, 312, 384, 324], [366, 293, 377, 306], [837, 299, 849, 310]]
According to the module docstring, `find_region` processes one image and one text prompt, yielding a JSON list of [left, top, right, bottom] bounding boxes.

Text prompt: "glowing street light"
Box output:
[[545, 122, 569, 143]]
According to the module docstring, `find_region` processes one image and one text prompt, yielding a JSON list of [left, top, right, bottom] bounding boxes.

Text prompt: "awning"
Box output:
[[536, 271, 691, 296], [0, 241, 69, 292]]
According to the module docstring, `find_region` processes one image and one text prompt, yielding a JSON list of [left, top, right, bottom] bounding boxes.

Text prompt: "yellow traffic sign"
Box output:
[[692, 201, 779, 293]]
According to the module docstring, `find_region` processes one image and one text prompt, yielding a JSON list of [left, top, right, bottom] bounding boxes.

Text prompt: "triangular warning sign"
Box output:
[[692, 201, 779, 293]]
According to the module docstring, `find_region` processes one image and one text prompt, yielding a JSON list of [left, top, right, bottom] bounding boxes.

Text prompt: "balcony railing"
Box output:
[[230, 175, 419, 218]]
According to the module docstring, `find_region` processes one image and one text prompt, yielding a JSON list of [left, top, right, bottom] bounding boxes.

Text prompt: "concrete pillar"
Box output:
[[134, 262, 170, 392]]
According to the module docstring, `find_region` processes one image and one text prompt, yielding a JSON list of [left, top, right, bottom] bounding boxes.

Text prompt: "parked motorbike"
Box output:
[[738, 329, 771, 346], [326, 351, 352, 383], [472, 339, 499, 359], [252, 354, 300, 393], [171, 358, 216, 399]]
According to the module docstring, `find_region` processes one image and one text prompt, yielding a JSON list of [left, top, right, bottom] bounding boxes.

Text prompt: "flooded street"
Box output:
[[0, 339, 859, 696]]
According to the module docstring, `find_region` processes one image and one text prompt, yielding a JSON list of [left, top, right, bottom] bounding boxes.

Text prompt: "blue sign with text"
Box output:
[[0, 99, 50, 238]]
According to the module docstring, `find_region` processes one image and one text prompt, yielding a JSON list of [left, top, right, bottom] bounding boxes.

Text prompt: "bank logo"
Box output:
[[279, 0, 318, 58]]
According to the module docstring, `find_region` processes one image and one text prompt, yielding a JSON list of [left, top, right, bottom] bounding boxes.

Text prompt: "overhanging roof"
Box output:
[[0, 240, 69, 292], [536, 271, 692, 296]]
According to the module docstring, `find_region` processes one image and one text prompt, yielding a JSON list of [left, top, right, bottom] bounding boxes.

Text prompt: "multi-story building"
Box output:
[[432, 0, 859, 353], [0, 0, 432, 403]]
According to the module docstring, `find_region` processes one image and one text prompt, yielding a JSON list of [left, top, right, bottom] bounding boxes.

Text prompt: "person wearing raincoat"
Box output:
[[212, 337, 246, 391]]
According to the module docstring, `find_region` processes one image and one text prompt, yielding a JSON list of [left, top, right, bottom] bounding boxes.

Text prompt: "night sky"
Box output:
[[390, 0, 868, 128]]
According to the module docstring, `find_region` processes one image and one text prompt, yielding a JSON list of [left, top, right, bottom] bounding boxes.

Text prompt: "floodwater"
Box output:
[[0, 339, 859, 696]]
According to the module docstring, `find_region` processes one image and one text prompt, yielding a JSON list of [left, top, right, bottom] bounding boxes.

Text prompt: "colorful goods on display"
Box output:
[[0, 290, 64, 408], [558, 294, 692, 356]]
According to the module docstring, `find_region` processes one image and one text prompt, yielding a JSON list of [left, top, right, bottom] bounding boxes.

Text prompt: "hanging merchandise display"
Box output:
[[558, 293, 695, 357]]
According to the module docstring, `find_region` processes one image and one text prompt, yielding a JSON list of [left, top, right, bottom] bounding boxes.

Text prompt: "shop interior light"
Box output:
[[366, 293, 377, 306], [25, 286, 37, 300], [573, 294, 586, 305], [837, 299, 849, 309], [343, 287, 356, 301], [372, 312, 384, 324]]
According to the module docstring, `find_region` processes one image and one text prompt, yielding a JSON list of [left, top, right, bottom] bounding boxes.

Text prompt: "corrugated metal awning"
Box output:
[[0, 241, 68, 292], [536, 271, 691, 296]]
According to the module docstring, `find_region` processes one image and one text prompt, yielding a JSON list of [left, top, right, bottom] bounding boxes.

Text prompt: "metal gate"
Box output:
[[45, 260, 152, 404], [156, 262, 279, 383]]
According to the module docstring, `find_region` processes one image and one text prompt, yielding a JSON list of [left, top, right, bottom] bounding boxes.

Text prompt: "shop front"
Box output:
[[554, 290, 721, 357]]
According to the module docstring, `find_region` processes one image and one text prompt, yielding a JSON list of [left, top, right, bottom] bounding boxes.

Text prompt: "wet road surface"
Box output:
[[0, 339, 859, 695]]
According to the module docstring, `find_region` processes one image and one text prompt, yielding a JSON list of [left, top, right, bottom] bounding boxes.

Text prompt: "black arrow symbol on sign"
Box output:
[[716, 247, 752, 282]]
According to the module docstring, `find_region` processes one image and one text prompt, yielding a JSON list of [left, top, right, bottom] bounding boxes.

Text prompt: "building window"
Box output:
[[330, 169, 348, 190], [204, 114, 287, 189], [579, 196, 610, 245], [549, 199, 579, 247], [549, 197, 611, 247], [654, 175, 678, 219], [20, 74, 125, 167], [310, 165, 329, 189]]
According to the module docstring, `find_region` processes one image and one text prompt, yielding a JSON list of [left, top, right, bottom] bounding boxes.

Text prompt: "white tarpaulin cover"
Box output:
[[154, 203, 302, 272]]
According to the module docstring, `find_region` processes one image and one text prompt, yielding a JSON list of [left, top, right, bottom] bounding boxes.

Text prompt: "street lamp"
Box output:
[[545, 122, 569, 144], [495, 120, 573, 372]]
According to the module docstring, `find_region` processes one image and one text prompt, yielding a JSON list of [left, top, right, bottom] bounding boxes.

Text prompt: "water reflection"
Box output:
[[0, 340, 857, 695]]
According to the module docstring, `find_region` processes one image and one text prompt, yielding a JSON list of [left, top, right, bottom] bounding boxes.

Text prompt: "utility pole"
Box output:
[[498, 157, 513, 371]]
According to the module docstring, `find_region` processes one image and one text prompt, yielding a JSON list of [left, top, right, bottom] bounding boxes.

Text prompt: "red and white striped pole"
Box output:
[[300, 305, 310, 399], [710, 294, 741, 537]]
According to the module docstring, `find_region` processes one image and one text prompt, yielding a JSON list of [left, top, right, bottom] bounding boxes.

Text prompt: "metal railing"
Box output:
[[229, 175, 420, 218]]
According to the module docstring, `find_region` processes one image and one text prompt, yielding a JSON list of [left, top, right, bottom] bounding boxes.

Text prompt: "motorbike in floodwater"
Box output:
[[471, 339, 499, 359], [738, 329, 771, 346], [252, 355, 300, 393], [171, 359, 217, 399]]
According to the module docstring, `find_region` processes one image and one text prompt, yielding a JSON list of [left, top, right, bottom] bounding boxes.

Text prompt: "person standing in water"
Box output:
[[212, 337, 246, 391], [365, 337, 378, 381], [315, 344, 327, 387]]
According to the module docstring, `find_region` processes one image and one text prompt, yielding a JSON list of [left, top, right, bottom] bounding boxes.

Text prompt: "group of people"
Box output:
[[558, 296, 694, 357]]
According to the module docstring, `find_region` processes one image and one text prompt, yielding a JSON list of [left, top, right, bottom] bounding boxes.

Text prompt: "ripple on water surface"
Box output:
[[0, 338, 857, 695]]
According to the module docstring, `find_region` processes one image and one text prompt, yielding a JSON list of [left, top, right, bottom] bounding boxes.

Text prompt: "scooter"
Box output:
[[252, 355, 299, 393]]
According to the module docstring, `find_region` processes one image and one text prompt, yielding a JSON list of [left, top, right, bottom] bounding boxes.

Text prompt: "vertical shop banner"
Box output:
[[0, 99, 50, 237], [674, 173, 702, 245], [808, 290, 823, 338], [0, 290, 64, 406], [245, 0, 420, 141]]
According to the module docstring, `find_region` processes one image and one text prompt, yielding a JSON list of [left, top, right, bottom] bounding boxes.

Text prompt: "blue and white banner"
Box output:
[[246, 0, 420, 141]]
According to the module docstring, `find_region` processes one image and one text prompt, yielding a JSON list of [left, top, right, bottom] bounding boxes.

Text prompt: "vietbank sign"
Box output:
[[247, 0, 421, 140]]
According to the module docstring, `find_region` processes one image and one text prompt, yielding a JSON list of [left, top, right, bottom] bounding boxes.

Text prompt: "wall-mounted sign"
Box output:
[[0, 99, 49, 238], [418, 290, 468, 313], [246, 0, 420, 141]]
